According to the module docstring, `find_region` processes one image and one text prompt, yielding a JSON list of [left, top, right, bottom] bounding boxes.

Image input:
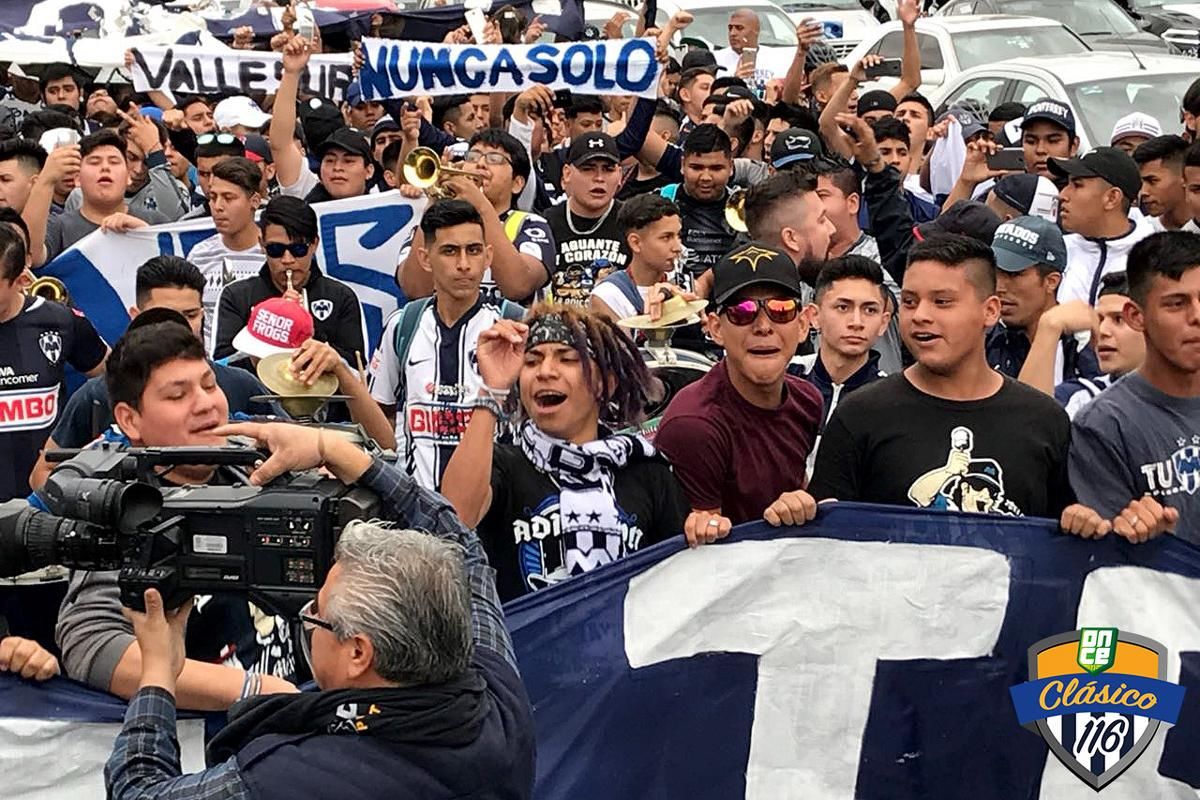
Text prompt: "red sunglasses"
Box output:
[[720, 297, 800, 326]]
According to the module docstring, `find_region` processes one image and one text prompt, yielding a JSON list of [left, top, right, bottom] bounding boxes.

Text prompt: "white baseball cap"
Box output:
[[1110, 112, 1163, 146], [213, 95, 271, 132]]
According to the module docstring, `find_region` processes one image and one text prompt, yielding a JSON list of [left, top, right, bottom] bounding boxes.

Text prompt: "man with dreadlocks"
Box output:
[[441, 304, 689, 601]]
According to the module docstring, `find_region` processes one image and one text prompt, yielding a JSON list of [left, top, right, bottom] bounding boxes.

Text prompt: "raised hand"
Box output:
[[477, 320, 529, 391]]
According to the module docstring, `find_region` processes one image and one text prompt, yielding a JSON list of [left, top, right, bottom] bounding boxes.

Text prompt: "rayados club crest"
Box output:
[[1010, 629, 1186, 790]]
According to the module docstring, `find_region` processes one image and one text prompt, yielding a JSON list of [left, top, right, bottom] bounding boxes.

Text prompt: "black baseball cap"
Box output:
[[712, 241, 803, 305], [681, 49, 721, 73], [300, 97, 343, 151], [1021, 98, 1076, 137], [711, 76, 749, 94], [315, 126, 372, 161], [915, 200, 1002, 244], [709, 84, 768, 116], [858, 90, 896, 116], [770, 127, 823, 169], [1048, 146, 1141, 202], [567, 132, 620, 166]]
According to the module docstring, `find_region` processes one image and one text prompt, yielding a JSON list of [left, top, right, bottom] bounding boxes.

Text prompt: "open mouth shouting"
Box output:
[[533, 389, 568, 412]]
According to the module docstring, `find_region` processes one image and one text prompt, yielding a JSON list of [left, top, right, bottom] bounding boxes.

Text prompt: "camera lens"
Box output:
[[44, 475, 161, 532], [0, 500, 121, 577]]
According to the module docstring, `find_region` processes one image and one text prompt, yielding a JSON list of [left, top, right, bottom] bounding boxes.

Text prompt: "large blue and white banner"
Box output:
[[8, 505, 1200, 798], [0, 676, 206, 799], [506, 504, 1200, 799], [358, 37, 662, 101], [43, 191, 422, 357]]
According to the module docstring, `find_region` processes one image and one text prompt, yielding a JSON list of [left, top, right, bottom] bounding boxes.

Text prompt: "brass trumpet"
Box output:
[[402, 147, 482, 198], [27, 274, 69, 304], [725, 188, 748, 234]]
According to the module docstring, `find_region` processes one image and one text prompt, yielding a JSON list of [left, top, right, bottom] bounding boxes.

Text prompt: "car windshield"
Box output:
[[688, 7, 800, 47], [780, 0, 864, 10], [1069, 74, 1192, 145], [996, 0, 1139, 36], [952, 26, 1090, 69]]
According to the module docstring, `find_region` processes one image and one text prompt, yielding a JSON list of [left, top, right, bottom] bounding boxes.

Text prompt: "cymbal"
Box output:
[[256, 352, 339, 398]]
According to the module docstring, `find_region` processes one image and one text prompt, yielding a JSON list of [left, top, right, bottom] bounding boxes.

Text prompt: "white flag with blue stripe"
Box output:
[[42, 191, 424, 357]]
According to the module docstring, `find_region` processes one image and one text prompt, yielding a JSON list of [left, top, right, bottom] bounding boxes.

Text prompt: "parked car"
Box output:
[[936, 52, 1197, 150], [842, 15, 1091, 106], [935, 0, 1180, 52], [777, 0, 882, 58]]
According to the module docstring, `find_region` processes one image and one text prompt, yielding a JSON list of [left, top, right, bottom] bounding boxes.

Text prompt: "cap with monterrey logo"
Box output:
[[567, 132, 620, 167], [233, 297, 314, 359], [992, 215, 1067, 273], [1021, 98, 1076, 137]]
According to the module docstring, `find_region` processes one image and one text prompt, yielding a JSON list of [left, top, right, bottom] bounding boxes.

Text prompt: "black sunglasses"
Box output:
[[265, 241, 312, 259]]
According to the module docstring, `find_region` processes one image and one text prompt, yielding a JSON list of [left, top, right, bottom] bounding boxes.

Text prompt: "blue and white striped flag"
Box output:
[[42, 191, 423, 358]]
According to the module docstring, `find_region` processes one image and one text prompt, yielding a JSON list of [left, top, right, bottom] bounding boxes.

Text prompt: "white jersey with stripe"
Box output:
[[369, 297, 511, 491]]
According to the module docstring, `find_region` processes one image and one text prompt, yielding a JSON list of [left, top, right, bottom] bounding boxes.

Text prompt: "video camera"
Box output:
[[0, 443, 380, 615]]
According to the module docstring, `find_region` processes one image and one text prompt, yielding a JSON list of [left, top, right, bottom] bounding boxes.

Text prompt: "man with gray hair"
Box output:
[[103, 421, 535, 800]]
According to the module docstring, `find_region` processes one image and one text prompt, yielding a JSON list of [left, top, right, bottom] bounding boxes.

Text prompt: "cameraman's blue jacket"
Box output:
[[104, 456, 536, 800]]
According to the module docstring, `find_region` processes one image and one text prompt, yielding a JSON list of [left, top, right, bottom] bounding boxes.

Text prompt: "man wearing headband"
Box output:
[[655, 241, 824, 543], [441, 304, 688, 601]]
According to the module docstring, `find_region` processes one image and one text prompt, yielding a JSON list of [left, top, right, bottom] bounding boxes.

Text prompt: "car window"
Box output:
[[688, 7, 798, 47], [945, 0, 978, 13], [952, 27, 1090, 70], [941, 78, 1009, 118], [870, 31, 944, 68], [1070, 74, 1193, 146], [999, 0, 1139, 36], [1013, 80, 1053, 106]]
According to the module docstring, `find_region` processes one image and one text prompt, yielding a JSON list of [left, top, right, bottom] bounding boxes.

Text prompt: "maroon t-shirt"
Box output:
[[655, 360, 824, 524]]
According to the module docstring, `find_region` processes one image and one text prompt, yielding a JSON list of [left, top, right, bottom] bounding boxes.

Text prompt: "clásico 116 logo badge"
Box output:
[[1010, 628, 1187, 790]]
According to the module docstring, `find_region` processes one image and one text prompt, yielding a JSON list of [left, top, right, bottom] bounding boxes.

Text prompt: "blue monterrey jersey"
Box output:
[[369, 297, 515, 491], [0, 296, 106, 501]]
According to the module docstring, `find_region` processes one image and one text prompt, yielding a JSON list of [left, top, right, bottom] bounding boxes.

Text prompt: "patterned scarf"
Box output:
[[519, 421, 655, 577]]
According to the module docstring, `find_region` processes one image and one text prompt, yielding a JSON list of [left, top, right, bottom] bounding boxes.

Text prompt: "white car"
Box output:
[[776, 0, 882, 58], [654, 0, 802, 79], [842, 15, 1091, 106], [936, 52, 1197, 150]]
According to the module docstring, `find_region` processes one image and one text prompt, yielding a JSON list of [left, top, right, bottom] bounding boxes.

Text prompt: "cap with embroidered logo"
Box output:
[[566, 132, 620, 167], [233, 297, 314, 359], [1021, 98, 1076, 137], [1110, 112, 1163, 145], [712, 241, 803, 305], [991, 215, 1067, 273], [770, 127, 823, 169], [1048, 146, 1142, 202]]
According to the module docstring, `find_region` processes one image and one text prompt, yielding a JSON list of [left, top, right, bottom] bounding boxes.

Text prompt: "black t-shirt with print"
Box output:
[[544, 201, 631, 307], [673, 187, 739, 283], [808, 373, 1073, 519], [477, 442, 690, 602]]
